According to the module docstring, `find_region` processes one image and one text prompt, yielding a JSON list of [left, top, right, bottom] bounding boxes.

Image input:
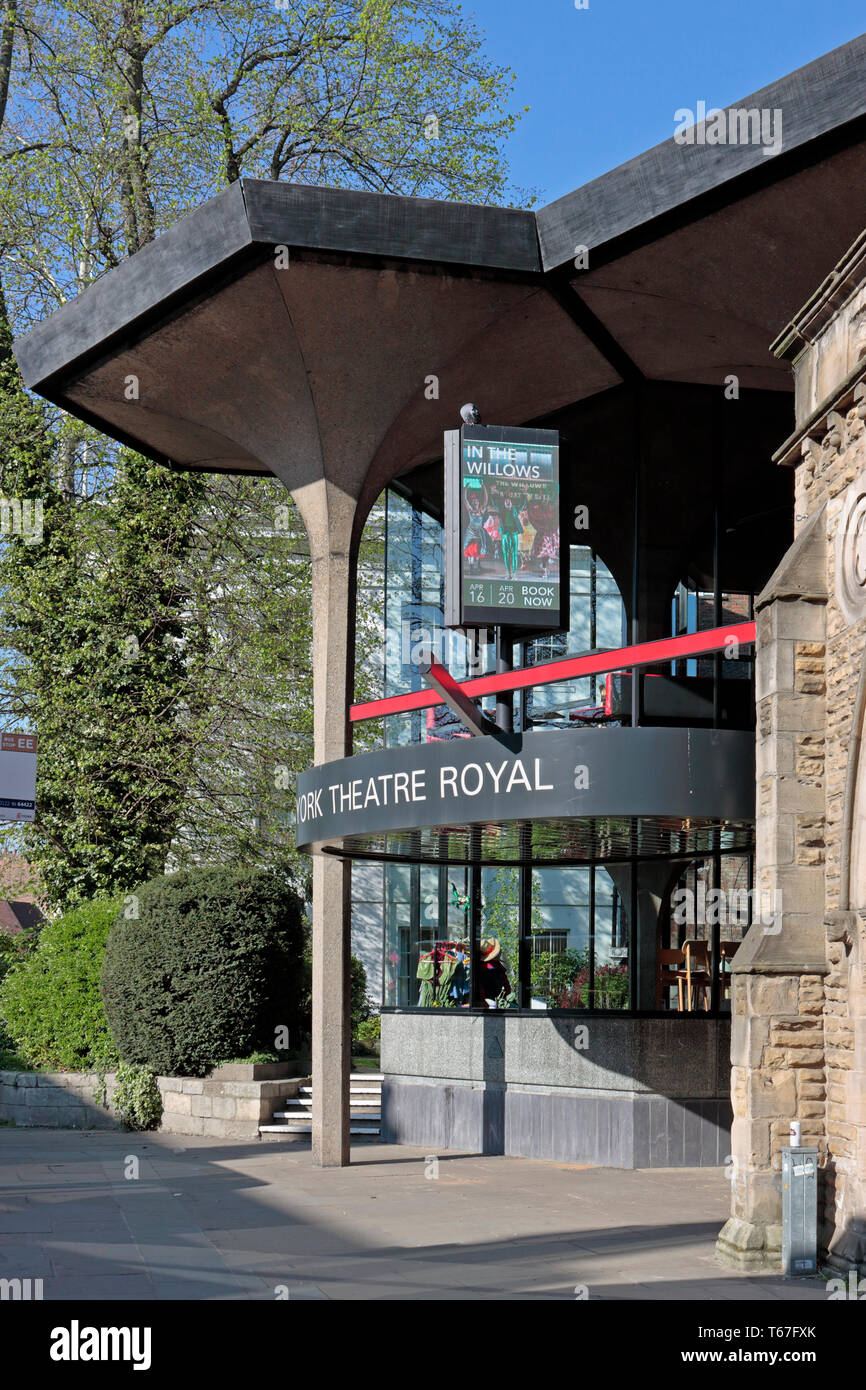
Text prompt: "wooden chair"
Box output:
[[657, 947, 686, 1011], [681, 940, 712, 1011]]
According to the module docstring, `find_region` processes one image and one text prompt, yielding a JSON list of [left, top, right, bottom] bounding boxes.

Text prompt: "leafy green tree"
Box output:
[[0, 0, 524, 906], [0, 395, 204, 904]]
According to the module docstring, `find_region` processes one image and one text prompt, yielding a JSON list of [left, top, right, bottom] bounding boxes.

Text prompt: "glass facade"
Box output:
[[358, 431, 766, 1014], [368, 487, 641, 1010], [529, 867, 628, 1010], [383, 863, 474, 1008], [525, 547, 624, 725], [381, 489, 495, 747]]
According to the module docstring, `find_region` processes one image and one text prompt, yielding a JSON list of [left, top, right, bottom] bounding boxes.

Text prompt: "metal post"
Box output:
[[519, 823, 532, 1008], [631, 387, 641, 728], [495, 626, 513, 733], [470, 826, 482, 1007], [782, 1145, 819, 1276], [629, 851, 638, 1012], [588, 865, 596, 1011], [710, 843, 722, 1013], [713, 403, 723, 730]]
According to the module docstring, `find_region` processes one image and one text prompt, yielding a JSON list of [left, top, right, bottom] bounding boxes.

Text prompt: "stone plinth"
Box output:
[[381, 1012, 732, 1168]]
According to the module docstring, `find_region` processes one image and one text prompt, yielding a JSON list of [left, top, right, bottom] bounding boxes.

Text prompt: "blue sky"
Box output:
[[464, 1, 865, 204]]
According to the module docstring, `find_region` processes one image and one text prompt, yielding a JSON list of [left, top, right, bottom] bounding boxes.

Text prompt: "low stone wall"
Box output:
[[157, 1067, 309, 1138], [0, 1070, 123, 1128], [0, 1063, 309, 1137]]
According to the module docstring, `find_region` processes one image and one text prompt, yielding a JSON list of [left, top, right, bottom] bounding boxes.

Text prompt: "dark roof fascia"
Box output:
[[14, 180, 540, 394], [537, 32, 866, 272], [241, 179, 540, 273], [14, 181, 254, 392], [12, 33, 866, 398]]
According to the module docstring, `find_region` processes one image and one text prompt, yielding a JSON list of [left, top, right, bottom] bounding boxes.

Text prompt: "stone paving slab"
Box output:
[[0, 1128, 832, 1301]]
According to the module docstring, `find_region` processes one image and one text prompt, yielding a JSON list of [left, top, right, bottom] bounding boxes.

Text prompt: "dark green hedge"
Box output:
[[101, 866, 304, 1076]]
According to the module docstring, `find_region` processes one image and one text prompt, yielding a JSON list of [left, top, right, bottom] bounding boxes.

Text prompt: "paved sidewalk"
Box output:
[[0, 1128, 829, 1300]]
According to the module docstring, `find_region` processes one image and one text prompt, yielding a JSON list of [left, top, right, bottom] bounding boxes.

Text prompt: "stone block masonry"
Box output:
[[718, 228, 866, 1272], [155, 1071, 307, 1138], [0, 1071, 122, 1128], [0, 1064, 310, 1138]]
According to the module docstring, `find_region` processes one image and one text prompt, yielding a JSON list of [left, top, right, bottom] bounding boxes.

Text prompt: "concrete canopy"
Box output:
[[13, 33, 866, 535]]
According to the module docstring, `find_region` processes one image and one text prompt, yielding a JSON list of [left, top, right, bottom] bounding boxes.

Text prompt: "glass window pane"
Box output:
[[479, 867, 520, 1008]]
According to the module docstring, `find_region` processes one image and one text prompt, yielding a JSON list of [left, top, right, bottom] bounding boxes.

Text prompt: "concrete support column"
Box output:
[[293, 480, 359, 1168]]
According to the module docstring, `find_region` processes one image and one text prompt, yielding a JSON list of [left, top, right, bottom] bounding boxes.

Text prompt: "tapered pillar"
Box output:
[[293, 480, 358, 1167], [310, 850, 352, 1166]]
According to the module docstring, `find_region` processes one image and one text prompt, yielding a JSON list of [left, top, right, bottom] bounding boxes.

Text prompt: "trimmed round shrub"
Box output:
[[0, 898, 121, 1070], [101, 866, 304, 1076]]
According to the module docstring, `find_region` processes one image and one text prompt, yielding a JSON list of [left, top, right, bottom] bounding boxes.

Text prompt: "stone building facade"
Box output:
[[719, 229, 866, 1270]]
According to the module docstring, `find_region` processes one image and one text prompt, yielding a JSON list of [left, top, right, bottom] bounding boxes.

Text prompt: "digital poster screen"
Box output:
[[444, 425, 562, 631]]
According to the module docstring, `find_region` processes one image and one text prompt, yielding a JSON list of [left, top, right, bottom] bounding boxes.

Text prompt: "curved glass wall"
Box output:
[[371, 486, 641, 1011], [379, 488, 495, 748], [352, 376, 791, 1014]]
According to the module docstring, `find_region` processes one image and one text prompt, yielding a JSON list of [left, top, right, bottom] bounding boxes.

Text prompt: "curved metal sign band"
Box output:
[[295, 728, 755, 854]]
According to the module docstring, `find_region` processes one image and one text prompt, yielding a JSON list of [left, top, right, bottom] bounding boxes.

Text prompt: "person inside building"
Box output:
[[478, 937, 513, 1007]]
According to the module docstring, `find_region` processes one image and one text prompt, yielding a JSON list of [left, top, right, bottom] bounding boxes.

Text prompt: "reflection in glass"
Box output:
[[480, 867, 519, 1008], [529, 866, 629, 1010], [384, 862, 474, 1008]]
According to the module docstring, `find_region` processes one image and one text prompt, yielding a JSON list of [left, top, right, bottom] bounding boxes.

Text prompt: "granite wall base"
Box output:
[[382, 1076, 731, 1167], [380, 1012, 732, 1167]]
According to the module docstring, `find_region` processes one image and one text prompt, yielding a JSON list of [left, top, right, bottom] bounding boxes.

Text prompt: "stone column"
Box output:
[[719, 229, 866, 1268], [292, 480, 359, 1167], [821, 401, 866, 1268], [716, 512, 829, 1268]]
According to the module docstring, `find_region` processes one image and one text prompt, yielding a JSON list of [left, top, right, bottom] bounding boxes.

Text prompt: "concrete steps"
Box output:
[[259, 1072, 382, 1138]]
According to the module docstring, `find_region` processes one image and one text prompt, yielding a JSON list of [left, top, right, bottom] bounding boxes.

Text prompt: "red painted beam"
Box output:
[[420, 656, 497, 737], [350, 620, 756, 723]]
